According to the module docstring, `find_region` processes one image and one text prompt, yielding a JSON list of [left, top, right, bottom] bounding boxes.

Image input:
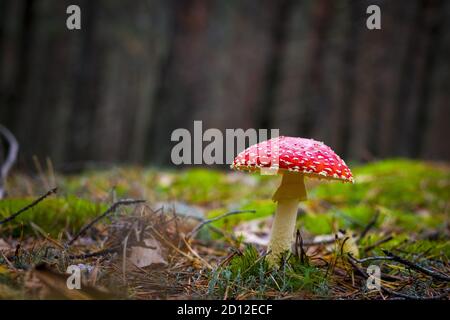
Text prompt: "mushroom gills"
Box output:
[[272, 172, 307, 202]]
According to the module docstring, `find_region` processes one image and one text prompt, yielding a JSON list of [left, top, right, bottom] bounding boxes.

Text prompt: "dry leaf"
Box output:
[[129, 238, 167, 268], [0, 239, 11, 251], [234, 217, 271, 246]]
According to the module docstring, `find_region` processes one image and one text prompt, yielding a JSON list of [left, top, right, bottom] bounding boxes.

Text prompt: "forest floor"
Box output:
[[0, 159, 449, 300]]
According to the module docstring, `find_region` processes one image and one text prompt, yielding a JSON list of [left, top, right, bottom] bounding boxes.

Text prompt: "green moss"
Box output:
[[0, 197, 105, 237], [302, 213, 334, 235], [207, 199, 275, 230], [3, 159, 448, 299], [312, 159, 449, 213], [301, 205, 374, 235], [401, 240, 450, 258], [169, 169, 232, 204]]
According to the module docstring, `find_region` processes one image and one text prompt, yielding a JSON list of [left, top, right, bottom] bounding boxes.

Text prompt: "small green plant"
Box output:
[[207, 245, 328, 299]]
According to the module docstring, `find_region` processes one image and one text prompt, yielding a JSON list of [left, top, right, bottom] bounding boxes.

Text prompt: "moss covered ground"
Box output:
[[0, 159, 448, 299]]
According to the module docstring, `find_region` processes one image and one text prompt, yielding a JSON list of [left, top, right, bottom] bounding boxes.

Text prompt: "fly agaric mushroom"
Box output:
[[231, 136, 354, 267]]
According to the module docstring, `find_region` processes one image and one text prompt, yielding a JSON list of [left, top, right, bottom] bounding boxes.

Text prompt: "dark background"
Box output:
[[0, 0, 449, 170]]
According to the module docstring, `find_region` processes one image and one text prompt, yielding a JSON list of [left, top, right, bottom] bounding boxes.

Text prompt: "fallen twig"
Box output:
[[0, 251, 16, 270], [349, 251, 450, 282], [348, 255, 394, 263], [294, 229, 307, 264], [181, 236, 213, 269], [364, 235, 394, 252], [380, 285, 449, 300], [30, 222, 65, 249], [382, 250, 450, 282], [347, 254, 371, 278], [68, 247, 120, 260], [0, 125, 19, 199], [67, 199, 145, 246], [0, 188, 57, 225], [186, 210, 256, 240], [347, 254, 448, 300], [358, 211, 380, 243], [349, 252, 450, 282], [167, 210, 239, 243]]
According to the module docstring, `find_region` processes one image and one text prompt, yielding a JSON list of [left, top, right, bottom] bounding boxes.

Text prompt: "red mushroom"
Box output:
[[231, 136, 353, 267]]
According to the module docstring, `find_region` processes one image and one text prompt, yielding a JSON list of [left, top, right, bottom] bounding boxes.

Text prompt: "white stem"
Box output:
[[266, 198, 299, 266], [266, 173, 306, 267]]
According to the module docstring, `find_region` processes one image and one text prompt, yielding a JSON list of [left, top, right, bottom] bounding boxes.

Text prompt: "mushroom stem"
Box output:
[[267, 172, 307, 267]]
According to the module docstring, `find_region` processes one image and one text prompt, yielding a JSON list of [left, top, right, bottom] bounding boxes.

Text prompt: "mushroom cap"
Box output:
[[231, 136, 354, 183]]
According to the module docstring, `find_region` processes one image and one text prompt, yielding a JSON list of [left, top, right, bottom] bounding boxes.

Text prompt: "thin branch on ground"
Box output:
[[348, 254, 395, 264], [382, 250, 450, 282], [358, 210, 380, 243], [346, 254, 370, 278], [68, 247, 120, 260], [294, 229, 307, 263], [67, 199, 146, 246], [380, 285, 449, 300], [181, 236, 213, 270], [0, 188, 57, 225], [349, 251, 450, 283], [166, 210, 239, 243], [364, 235, 393, 252], [346, 254, 447, 300], [186, 210, 256, 240]]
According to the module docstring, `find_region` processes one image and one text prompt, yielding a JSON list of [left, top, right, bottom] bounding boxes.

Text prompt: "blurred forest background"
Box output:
[[0, 0, 449, 171]]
